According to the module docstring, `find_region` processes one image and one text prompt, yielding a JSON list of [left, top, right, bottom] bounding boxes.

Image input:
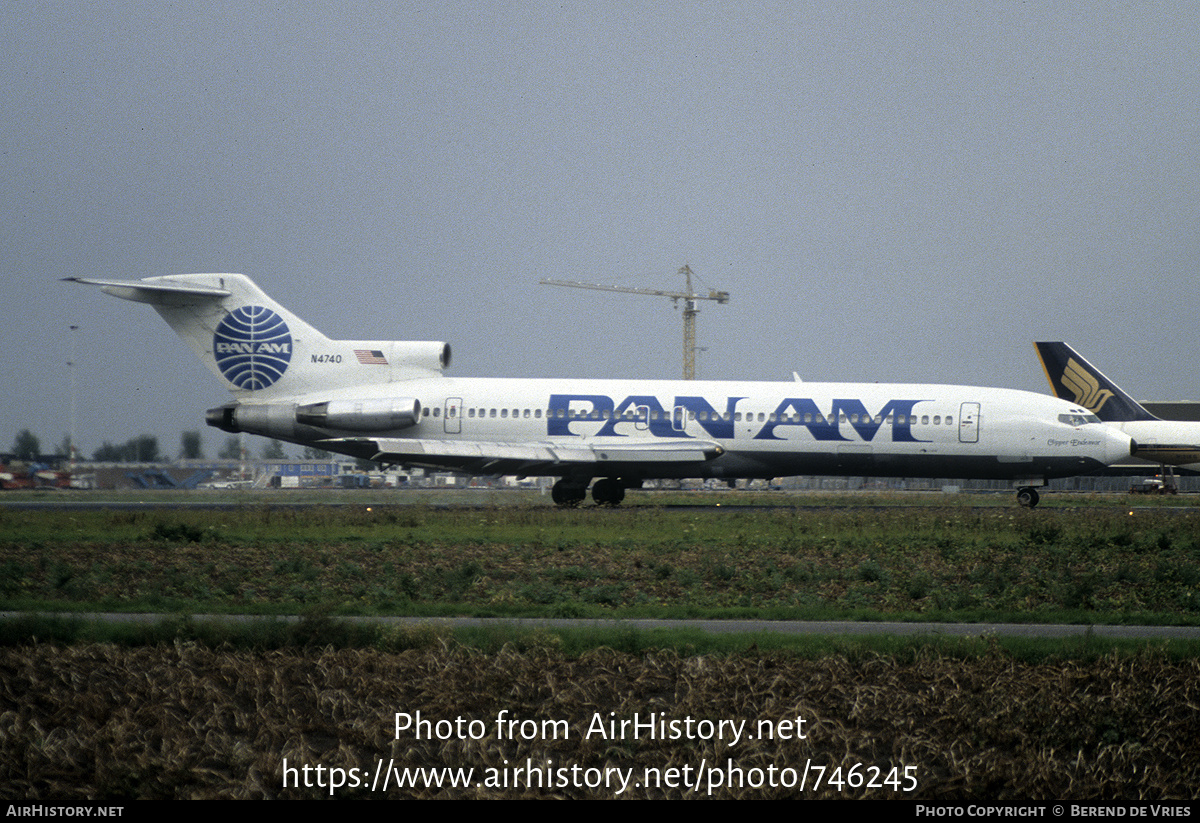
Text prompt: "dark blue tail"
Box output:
[[1034, 342, 1158, 422]]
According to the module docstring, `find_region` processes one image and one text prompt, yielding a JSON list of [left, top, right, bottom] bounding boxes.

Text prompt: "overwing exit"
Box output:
[[67, 274, 1131, 507]]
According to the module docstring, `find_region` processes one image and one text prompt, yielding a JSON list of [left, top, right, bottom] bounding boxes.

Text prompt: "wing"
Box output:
[[320, 436, 724, 476]]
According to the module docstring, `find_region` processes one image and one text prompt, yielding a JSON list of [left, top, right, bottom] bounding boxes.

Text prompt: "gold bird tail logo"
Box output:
[[1061, 358, 1114, 413]]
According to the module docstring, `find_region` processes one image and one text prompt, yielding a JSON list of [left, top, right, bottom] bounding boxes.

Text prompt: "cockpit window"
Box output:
[[1058, 413, 1100, 426]]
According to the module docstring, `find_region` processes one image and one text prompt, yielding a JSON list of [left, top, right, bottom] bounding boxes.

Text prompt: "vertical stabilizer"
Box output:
[[1033, 342, 1158, 422], [66, 273, 449, 398]]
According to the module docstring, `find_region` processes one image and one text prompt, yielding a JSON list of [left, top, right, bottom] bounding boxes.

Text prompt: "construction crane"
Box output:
[[539, 265, 729, 380]]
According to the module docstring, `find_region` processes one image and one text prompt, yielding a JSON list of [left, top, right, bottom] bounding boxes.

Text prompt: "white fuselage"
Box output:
[[238, 376, 1131, 483]]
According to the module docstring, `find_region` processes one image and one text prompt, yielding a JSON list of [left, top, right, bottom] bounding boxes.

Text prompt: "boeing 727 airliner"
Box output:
[[67, 274, 1131, 507]]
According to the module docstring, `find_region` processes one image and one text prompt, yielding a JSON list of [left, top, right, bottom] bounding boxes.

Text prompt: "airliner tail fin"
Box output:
[[66, 273, 449, 397], [1034, 341, 1157, 422]]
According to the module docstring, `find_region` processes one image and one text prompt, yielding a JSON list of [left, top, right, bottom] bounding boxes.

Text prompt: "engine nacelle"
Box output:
[[207, 402, 300, 439], [206, 404, 239, 433], [388, 341, 450, 372], [295, 397, 422, 431]]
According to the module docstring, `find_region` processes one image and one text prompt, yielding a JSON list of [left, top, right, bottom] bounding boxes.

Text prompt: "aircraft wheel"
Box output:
[[592, 478, 626, 507], [1016, 487, 1040, 508], [551, 479, 587, 508]]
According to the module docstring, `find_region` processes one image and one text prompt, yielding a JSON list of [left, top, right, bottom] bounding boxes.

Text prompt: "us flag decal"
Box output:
[[354, 349, 388, 365]]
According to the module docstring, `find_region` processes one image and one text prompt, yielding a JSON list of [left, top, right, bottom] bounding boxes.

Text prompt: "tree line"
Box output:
[[6, 429, 331, 463]]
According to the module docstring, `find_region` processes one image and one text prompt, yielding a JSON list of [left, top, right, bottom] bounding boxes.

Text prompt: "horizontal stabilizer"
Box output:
[[62, 276, 231, 304], [322, 437, 724, 475]]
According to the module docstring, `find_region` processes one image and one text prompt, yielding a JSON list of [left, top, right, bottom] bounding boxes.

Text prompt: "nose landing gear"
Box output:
[[1016, 487, 1040, 508]]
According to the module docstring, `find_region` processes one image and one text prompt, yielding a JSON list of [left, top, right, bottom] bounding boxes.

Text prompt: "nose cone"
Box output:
[[1103, 426, 1134, 465]]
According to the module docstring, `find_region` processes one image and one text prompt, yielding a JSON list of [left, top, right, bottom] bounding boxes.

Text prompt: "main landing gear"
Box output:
[[590, 478, 626, 507], [551, 478, 626, 507], [550, 480, 588, 507], [1016, 487, 1041, 508]]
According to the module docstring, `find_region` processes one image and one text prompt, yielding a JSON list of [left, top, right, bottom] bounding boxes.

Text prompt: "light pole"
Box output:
[[68, 324, 79, 466]]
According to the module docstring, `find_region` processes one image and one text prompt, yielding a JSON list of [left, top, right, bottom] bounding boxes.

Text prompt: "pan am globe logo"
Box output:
[[213, 306, 293, 390]]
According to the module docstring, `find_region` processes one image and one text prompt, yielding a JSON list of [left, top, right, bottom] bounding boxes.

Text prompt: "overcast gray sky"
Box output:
[[4, 2, 1198, 459]]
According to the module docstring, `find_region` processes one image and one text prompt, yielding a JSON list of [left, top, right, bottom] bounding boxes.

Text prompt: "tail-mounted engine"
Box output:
[[207, 396, 422, 436], [295, 398, 421, 431]]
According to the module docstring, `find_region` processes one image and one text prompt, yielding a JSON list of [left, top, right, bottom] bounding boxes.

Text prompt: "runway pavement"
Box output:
[[5, 612, 1198, 640]]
